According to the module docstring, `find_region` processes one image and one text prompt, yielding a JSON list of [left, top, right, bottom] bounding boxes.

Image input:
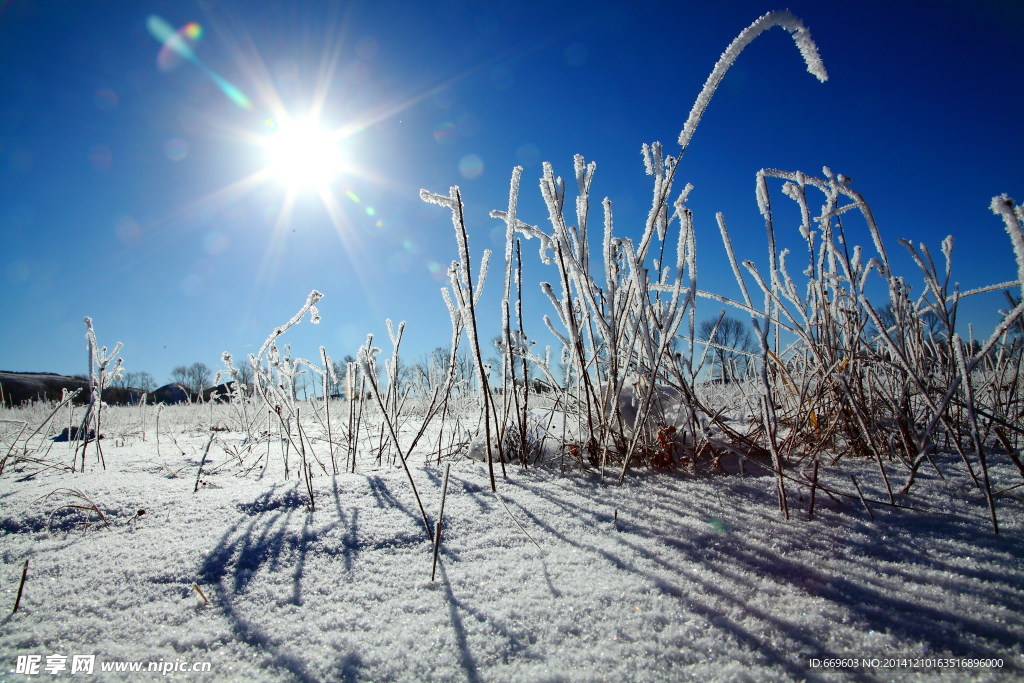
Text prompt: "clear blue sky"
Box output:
[[2, 0, 1022, 385]]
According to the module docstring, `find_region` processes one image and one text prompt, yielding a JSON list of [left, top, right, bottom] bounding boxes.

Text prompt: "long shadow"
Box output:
[[423, 467, 494, 514], [641, 522, 1023, 659], [290, 513, 313, 606], [329, 652, 364, 683], [635, 477, 1024, 628], [504, 494, 834, 681], [420, 471, 536, 671], [332, 477, 361, 572], [197, 484, 319, 682], [198, 480, 367, 682], [820, 516, 1024, 608], [366, 475, 421, 527], [436, 561, 482, 683], [542, 561, 561, 598], [512, 472, 1024, 667], [435, 568, 533, 664]]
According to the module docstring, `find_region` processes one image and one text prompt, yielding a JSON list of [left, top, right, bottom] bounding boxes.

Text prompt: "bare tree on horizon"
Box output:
[[698, 314, 756, 383], [170, 362, 213, 395]]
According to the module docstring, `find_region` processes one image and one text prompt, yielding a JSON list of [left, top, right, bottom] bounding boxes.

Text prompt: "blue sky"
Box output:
[[2, 0, 1022, 386]]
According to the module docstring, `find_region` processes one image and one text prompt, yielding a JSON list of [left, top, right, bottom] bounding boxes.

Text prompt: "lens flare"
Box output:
[[156, 21, 202, 72], [433, 121, 456, 145], [92, 89, 119, 110], [88, 144, 113, 171], [202, 231, 228, 255], [164, 137, 188, 161], [458, 153, 484, 179], [115, 216, 143, 247], [147, 16, 251, 110]]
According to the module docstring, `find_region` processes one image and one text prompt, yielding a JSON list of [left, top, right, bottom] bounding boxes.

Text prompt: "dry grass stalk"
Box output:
[[193, 433, 215, 493], [431, 463, 451, 582], [39, 488, 110, 533], [12, 559, 28, 614]]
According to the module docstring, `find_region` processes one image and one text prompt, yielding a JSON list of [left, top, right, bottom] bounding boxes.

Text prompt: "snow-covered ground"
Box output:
[[2, 403, 1023, 681]]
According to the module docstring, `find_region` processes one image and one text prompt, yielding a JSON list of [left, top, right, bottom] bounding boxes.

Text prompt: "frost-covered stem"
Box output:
[[636, 144, 677, 265], [78, 318, 122, 472], [515, 240, 531, 465], [499, 167, 524, 372], [217, 352, 254, 442], [839, 377, 894, 504], [553, 240, 599, 447], [17, 388, 81, 459], [464, 244, 500, 485], [302, 458, 315, 512], [760, 168, 890, 277], [320, 347, 337, 475], [385, 319, 406, 460], [501, 237, 532, 466], [430, 463, 451, 582], [617, 304, 690, 482], [750, 283, 788, 518], [953, 335, 999, 534], [295, 407, 326, 475], [424, 186, 499, 489], [678, 10, 827, 156], [194, 433, 215, 493], [434, 290, 465, 465], [756, 173, 781, 357], [253, 377, 308, 479], [863, 297, 1007, 487], [716, 213, 752, 310], [990, 194, 1024, 297], [602, 199, 625, 383], [93, 388, 106, 471], [256, 290, 323, 361], [346, 361, 365, 473], [245, 291, 324, 479], [76, 321, 97, 473], [360, 336, 432, 539], [498, 169, 524, 464], [0, 423, 26, 476]]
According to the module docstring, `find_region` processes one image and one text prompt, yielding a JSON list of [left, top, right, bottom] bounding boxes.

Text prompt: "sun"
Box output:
[[262, 116, 344, 190]]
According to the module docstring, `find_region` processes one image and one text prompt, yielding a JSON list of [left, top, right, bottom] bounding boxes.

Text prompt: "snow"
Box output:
[[2, 402, 1023, 681]]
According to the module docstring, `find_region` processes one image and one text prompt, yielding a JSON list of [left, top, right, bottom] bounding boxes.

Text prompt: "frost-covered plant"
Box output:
[[731, 167, 1024, 527], [319, 346, 338, 474], [214, 352, 261, 442], [344, 358, 366, 472], [74, 317, 124, 473], [422, 10, 828, 485], [357, 331, 433, 539], [420, 187, 503, 490], [246, 290, 324, 497]]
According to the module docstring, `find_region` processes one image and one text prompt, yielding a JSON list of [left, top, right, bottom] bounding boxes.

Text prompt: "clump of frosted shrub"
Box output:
[[421, 11, 1023, 529]]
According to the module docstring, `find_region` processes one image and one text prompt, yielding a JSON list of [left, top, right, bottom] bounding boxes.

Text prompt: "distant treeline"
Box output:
[[0, 371, 209, 407]]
